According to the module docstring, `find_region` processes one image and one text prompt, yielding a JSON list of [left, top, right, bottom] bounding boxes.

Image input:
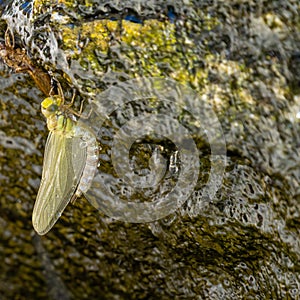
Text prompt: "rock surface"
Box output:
[[0, 1, 299, 299]]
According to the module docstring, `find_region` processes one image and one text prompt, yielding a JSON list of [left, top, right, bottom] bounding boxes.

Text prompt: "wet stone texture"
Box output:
[[0, 0, 300, 299]]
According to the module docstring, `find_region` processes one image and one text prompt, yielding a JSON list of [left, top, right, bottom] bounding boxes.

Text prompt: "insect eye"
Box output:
[[41, 96, 62, 109], [47, 104, 59, 112], [41, 97, 54, 108]]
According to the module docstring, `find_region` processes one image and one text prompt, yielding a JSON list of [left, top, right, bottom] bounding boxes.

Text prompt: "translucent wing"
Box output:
[[32, 132, 86, 235]]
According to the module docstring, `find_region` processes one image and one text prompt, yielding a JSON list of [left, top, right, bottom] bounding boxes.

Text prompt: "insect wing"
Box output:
[[32, 132, 86, 235]]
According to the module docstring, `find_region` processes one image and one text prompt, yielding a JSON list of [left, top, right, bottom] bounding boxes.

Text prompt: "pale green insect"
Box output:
[[32, 88, 99, 235]]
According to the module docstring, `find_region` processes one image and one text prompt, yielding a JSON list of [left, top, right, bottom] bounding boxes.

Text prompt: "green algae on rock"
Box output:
[[30, 1, 220, 95]]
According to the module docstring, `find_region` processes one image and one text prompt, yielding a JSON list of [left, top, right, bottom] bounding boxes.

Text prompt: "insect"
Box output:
[[32, 84, 99, 235], [0, 28, 52, 95]]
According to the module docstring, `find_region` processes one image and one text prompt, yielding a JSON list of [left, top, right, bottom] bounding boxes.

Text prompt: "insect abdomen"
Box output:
[[75, 128, 99, 197]]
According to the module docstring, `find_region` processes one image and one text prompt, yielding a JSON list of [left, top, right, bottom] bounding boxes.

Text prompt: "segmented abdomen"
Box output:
[[75, 126, 99, 197]]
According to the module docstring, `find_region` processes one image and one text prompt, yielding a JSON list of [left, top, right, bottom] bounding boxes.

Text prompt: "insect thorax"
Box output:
[[46, 114, 75, 137], [41, 95, 76, 137]]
